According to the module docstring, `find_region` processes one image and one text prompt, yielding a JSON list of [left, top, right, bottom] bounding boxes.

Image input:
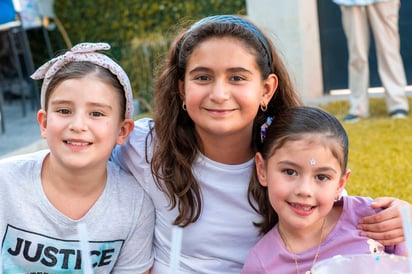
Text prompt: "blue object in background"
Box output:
[[0, 0, 16, 24]]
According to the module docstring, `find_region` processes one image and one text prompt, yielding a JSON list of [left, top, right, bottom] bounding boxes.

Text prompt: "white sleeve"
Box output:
[[111, 117, 155, 191]]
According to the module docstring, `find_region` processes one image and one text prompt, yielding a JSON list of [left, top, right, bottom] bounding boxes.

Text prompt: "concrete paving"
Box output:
[[0, 99, 47, 159]]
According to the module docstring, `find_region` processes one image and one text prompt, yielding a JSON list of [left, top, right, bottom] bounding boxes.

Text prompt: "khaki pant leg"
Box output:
[[366, 0, 409, 113], [340, 5, 370, 117]]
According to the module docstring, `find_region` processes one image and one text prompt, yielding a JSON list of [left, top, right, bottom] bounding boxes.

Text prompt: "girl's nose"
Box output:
[[209, 80, 230, 102], [295, 177, 313, 197], [69, 113, 88, 131]]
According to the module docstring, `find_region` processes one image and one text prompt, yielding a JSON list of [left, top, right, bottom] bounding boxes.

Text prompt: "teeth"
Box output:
[[292, 203, 312, 211], [66, 141, 89, 146]]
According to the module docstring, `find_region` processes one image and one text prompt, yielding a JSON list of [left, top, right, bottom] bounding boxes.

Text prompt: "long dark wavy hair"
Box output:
[[150, 15, 302, 227]]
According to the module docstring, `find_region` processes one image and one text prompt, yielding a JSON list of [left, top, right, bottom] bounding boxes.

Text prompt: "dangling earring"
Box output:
[[182, 102, 187, 111], [260, 103, 267, 112]]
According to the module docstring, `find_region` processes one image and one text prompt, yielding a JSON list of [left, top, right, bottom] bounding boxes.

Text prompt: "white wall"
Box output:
[[246, 0, 323, 102]]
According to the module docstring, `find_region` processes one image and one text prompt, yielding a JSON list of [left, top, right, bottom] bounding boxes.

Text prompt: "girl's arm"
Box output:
[[357, 197, 411, 245]]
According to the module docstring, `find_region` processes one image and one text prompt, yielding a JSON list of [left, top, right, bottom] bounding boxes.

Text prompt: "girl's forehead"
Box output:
[[283, 137, 325, 150], [51, 77, 118, 98], [287, 133, 325, 144], [197, 36, 253, 51], [278, 134, 343, 159], [187, 37, 258, 68], [276, 139, 339, 161], [278, 134, 338, 153]]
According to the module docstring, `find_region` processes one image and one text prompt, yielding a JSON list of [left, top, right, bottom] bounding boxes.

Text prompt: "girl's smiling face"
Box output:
[[256, 135, 349, 232], [38, 75, 131, 171], [180, 36, 277, 149]]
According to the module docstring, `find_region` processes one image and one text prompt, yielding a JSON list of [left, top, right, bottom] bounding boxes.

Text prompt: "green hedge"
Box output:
[[53, 0, 246, 112]]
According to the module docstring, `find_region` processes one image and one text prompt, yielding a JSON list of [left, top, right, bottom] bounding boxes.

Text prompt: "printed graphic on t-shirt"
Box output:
[[1, 225, 124, 273]]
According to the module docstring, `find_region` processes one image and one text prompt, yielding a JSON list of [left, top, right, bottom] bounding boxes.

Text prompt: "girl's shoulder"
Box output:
[[112, 117, 154, 163], [128, 117, 155, 152], [133, 117, 154, 135], [342, 196, 378, 216], [328, 196, 378, 233], [330, 196, 377, 226], [0, 150, 48, 172]]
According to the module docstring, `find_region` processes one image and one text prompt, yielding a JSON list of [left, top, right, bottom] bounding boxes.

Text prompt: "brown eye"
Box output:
[[91, 112, 104, 117], [283, 169, 297, 176], [316, 174, 329, 182], [230, 75, 245, 81], [195, 75, 210, 81], [57, 109, 70, 114]]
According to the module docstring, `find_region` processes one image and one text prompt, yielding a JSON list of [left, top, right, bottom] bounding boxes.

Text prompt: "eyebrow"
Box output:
[[88, 102, 113, 111], [278, 160, 338, 174], [50, 100, 113, 111], [50, 99, 72, 105], [188, 66, 253, 75]]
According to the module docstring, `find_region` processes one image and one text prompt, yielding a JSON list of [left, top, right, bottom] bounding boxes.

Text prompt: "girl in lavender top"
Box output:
[[242, 106, 407, 274]]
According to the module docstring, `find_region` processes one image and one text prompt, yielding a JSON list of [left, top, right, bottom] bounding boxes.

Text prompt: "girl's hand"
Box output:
[[357, 197, 411, 246]]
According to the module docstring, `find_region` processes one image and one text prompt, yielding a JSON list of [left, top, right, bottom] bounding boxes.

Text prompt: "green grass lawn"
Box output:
[[319, 97, 412, 203]]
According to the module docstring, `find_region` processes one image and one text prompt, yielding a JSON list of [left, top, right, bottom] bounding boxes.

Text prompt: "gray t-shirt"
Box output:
[[0, 150, 154, 273]]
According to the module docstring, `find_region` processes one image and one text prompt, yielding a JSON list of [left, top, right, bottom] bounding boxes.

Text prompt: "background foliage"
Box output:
[[51, 0, 246, 112]]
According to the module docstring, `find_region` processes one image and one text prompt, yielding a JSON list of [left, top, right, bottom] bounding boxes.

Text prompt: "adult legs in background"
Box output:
[[340, 5, 370, 118], [367, 0, 409, 114]]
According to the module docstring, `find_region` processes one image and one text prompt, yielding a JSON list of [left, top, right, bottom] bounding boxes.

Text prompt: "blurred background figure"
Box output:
[[333, 0, 410, 122]]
